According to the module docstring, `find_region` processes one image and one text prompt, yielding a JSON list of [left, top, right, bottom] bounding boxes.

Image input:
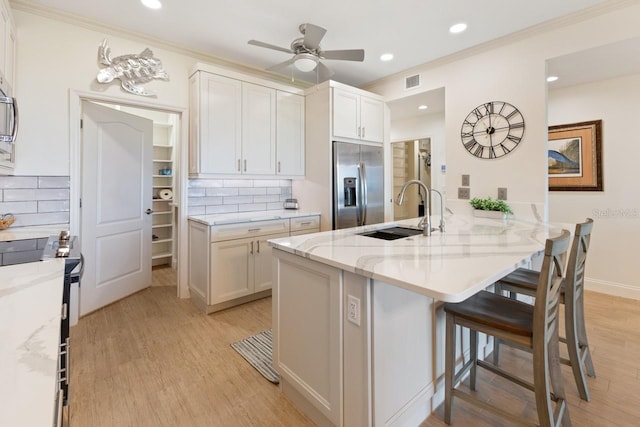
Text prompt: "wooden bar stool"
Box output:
[[444, 230, 572, 427], [494, 218, 595, 402]]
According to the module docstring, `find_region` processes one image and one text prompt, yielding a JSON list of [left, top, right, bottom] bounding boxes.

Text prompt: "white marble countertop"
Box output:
[[268, 214, 569, 303], [0, 259, 66, 426], [0, 225, 68, 243], [188, 210, 321, 226]]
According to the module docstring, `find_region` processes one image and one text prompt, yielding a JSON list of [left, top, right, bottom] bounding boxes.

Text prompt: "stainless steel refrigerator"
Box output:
[[333, 141, 384, 229]]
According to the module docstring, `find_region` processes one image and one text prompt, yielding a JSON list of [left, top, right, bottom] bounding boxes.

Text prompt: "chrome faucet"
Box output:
[[396, 179, 432, 236], [396, 179, 445, 236]]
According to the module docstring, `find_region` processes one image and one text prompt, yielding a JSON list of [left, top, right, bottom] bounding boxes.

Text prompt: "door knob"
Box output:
[[145, 209, 153, 215]]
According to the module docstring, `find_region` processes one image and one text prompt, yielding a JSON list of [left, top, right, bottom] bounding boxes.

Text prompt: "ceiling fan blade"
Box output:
[[316, 62, 335, 82], [248, 39, 293, 54], [301, 23, 326, 51], [266, 57, 297, 72], [320, 49, 365, 61]]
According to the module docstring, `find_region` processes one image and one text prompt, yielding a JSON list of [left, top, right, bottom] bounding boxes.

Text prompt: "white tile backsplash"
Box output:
[[0, 176, 71, 228], [188, 178, 292, 215]]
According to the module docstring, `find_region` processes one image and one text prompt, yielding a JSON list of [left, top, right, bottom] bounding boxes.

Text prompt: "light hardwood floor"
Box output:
[[71, 267, 640, 426]]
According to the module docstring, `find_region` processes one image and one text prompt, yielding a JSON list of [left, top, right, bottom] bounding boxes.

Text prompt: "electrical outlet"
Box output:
[[458, 187, 470, 200], [498, 187, 507, 200], [347, 295, 361, 326], [462, 174, 470, 186]]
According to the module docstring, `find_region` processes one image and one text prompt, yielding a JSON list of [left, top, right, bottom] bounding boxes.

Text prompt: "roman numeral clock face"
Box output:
[[461, 101, 525, 159]]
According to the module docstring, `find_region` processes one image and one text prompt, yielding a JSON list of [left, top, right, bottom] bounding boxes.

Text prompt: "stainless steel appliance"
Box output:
[[333, 141, 384, 229], [0, 81, 18, 163]]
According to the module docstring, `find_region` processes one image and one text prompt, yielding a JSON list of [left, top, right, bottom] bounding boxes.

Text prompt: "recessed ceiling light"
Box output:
[[418, 105, 428, 110], [141, 0, 162, 9], [449, 23, 467, 34], [380, 53, 394, 62], [547, 75, 559, 82]]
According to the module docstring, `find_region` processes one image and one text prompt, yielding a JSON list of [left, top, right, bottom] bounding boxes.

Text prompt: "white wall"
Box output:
[[12, 10, 202, 175], [365, 3, 640, 297], [366, 2, 640, 221], [548, 73, 640, 298]]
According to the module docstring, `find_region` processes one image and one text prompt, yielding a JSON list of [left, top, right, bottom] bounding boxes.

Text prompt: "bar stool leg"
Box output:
[[469, 329, 478, 391], [444, 312, 455, 425], [576, 293, 596, 378]]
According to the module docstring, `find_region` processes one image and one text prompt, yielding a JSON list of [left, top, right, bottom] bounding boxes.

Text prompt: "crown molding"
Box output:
[[9, 0, 312, 89]]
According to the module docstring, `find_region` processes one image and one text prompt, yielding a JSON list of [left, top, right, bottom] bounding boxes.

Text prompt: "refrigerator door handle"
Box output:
[[355, 165, 362, 226], [360, 161, 368, 225]]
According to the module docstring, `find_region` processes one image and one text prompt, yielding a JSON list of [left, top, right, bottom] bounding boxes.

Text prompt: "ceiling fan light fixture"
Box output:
[[294, 53, 318, 72]]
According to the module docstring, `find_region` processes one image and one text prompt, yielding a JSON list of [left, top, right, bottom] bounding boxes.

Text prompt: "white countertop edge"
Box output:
[[0, 224, 69, 242], [271, 244, 539, 302], [269, 215, 568, 303], [0, 259, 66, 427], [188, 210, 321, 226]]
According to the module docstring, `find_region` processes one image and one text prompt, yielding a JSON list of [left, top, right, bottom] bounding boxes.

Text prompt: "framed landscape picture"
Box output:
[[548, 120, 603, 191]]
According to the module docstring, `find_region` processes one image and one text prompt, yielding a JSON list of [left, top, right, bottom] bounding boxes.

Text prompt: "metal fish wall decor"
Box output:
[[96, 39, 169, 96]]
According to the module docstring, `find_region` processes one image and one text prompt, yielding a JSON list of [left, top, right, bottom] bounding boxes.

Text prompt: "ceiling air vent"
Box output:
[[405, 74, 421, 90]]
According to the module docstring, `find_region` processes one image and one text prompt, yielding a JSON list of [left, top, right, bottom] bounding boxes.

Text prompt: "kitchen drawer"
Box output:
[[210, 219, 289, 242], [290, 215, 320, 232]]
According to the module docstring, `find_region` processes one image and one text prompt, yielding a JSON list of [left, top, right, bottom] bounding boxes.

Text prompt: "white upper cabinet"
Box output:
[[190, 72, 242, 175], [189, 65, 304, 178], [0, 0, 14, 94], [333, 87, 384, 143], [276, 91, 305, 176], [242, 82, 276, 175]]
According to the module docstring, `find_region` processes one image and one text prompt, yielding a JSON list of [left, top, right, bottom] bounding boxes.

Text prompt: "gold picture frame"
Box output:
[[548, 120, 603, 191]]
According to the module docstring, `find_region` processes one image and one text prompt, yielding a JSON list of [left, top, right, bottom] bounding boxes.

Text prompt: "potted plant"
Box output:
[[469, 196, 513, 219]]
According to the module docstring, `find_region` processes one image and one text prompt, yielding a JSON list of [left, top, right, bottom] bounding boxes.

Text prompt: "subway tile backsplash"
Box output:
[[0, 176, 70, 227], [188, 179, 292, 215]]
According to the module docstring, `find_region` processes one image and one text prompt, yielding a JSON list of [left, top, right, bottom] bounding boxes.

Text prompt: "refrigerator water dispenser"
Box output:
[[344, 178, 357, 207]]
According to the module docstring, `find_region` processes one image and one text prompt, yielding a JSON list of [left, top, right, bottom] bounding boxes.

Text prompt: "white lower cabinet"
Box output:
[[210, 231, 288, 304], [188, 215, 320, 313]]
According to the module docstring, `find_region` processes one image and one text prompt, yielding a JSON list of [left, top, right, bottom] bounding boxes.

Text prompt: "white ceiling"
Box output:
[[15, 0, 612, 87]]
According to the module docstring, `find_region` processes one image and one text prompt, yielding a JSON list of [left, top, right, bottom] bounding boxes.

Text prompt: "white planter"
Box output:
[[472, 209, 507, 220]]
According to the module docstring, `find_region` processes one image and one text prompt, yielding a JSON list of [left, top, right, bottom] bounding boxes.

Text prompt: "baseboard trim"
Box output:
[[586, 278, 640, 301]]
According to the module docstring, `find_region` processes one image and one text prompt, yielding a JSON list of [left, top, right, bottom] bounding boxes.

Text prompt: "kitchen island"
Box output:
[[268, 214, 567, 427]]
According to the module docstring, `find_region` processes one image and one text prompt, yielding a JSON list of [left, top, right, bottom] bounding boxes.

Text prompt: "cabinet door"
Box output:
[[242, 83, 276, 175], [254, 232, 289, 292], [210, 238, 253, 304], [276, 91, 305, 176], [199, 73, 242, 175], [0, 4, 7, 84], [360, 96, 384, 143], [333, 88, 360, 140]]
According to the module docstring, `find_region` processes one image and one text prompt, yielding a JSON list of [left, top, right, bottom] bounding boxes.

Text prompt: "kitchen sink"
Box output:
[[358, 226, 424, 240]]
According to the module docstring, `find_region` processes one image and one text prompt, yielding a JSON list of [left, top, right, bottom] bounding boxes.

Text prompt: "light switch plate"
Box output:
[[458, 187, 470, 199], [498, 187, 507, 200]]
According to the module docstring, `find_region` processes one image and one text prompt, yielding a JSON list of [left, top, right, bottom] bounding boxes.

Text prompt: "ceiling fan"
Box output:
[[248, 23, 365, 82]]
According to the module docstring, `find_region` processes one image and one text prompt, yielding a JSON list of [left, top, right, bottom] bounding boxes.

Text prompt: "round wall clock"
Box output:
[[460, 101, 525, 159]]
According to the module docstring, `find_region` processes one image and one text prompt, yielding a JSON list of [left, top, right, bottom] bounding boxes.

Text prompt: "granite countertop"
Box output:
[[268, 214, 569, 303], [188, 210, 321, 226], [0, 259, 66, 426], [0, 225, 69, 243]]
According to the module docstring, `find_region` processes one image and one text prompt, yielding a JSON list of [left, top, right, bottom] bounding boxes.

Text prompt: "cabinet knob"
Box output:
[[277, 161, 281, 173], [244, 159, 247, 172], [362, 127, 365, 138], [237, 159, 241, 171], [145, 209, 153, 215], [250, 241, 254, 254]]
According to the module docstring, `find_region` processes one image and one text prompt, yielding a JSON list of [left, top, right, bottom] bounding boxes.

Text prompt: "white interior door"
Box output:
[[80, 101, 153, 315]]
